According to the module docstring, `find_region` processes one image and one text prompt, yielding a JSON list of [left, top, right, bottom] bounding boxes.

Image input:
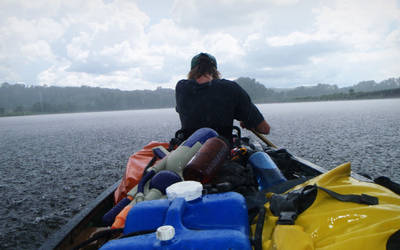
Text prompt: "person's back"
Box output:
[[175, 52, 270, 143]]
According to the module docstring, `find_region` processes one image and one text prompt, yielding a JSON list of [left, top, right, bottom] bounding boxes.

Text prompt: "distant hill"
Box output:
[[1, 77, 399, 116], [0, 83, 174, 116], [295, 87, 400, 102], [235, 77, 400, 102]]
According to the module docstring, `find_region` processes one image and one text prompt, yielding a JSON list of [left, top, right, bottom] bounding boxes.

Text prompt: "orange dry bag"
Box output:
[[114, 141, 169, 204]]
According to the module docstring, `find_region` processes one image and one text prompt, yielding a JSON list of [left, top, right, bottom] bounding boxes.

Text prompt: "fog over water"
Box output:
[[0, 99, 399, 249]]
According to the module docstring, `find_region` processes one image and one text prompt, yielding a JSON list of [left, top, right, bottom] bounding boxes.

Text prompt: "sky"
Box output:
[[0, 0, 399, 90]]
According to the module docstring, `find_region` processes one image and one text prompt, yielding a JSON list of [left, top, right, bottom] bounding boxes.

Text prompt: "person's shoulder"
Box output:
[[215, 78, 239, 86], [177, 79, 190, 85], [217, 78, 235, 84], [176, 79, 192, 89], [216, 79, 243, 90]]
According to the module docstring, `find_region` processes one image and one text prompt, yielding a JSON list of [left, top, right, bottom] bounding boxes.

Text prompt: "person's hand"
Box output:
[[240, 120, 270, 134], [256, 120, 270, 135]]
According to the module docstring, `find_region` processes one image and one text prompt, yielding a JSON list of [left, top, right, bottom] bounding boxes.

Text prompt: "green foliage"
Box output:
[[235, 77, 400, 103], [0, 83, 175, 116], [295, 88, 400, 101], [0, 77, 399, 117], [235, 77, 269, 102], [14, 106, 24, 112], [235, 77, 282, 102]]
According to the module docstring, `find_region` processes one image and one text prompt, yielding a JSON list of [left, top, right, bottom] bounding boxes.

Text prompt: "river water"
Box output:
[[0, 99, 399, 249]]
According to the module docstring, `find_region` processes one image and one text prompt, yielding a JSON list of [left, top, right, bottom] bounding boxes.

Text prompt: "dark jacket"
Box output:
[[175, 78, 264, 141]]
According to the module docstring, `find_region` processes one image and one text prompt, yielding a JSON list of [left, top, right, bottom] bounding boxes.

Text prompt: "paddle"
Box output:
[[249, 128, 278, 149]]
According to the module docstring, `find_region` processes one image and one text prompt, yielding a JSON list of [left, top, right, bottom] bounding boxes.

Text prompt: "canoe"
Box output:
[[40, 128, 400, 250]]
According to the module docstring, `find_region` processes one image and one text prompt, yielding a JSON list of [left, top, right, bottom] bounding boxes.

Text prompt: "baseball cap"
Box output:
[[191, 53, 217, 69]]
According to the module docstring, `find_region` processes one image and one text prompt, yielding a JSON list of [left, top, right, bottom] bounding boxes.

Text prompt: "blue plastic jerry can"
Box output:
[[100, 192, 251, 250]]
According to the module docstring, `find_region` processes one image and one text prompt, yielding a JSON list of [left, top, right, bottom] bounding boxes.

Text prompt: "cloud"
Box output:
[[313, 0, 400, 49], [10, 0, 157, 86], [267, 32, 317, 47], [66, 32, 91, 61], [0, 0, 399, 89], [20, 40, 55, 62], [171, 0, 277, 37], [38, 62, 155, 90], [234, 0, 400, 86]]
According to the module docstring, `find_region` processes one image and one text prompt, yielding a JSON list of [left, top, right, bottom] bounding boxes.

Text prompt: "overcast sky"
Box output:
[[1, 0, 399, 90]]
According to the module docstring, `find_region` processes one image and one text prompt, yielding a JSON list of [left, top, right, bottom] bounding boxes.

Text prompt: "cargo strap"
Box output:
[[270, 184, 379, 225], [374, 176, 400, 195], [317, 185, 379, 205], [251, 206, 266, 250], [387, 229, 400, 250]]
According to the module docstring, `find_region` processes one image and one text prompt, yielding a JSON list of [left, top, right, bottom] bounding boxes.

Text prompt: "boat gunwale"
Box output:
[[292, 154, 373, 183]]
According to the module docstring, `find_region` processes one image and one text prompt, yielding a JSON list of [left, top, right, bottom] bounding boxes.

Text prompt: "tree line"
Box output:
[[1, 77, 399, 116], [234, 77, 400, 102], [0, 84, 174, 116]]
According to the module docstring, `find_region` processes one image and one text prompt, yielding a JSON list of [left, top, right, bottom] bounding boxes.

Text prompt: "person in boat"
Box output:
[[175, 52, 271, 144]]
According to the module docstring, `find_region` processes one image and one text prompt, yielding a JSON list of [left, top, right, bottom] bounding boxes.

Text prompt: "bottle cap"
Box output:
[[156, 225, 175, 241], [166, 181, 203, 201]]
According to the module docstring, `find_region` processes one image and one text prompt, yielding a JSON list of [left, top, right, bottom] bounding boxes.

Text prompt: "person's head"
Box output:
[[188, 52, 221, 80]]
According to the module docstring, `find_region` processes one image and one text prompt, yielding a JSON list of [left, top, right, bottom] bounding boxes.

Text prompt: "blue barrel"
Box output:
[[248, 151, 287, 191], [100, 192, 251, 250]]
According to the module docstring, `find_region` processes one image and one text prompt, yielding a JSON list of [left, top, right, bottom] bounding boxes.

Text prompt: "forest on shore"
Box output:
[[1, 77, 399, 116]]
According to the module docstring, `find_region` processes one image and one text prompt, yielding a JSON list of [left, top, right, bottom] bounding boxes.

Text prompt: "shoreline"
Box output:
[[1, 96, 399, 118]]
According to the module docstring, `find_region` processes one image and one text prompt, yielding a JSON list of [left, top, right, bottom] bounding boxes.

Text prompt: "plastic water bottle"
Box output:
[[248, 151, 287, 191]]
